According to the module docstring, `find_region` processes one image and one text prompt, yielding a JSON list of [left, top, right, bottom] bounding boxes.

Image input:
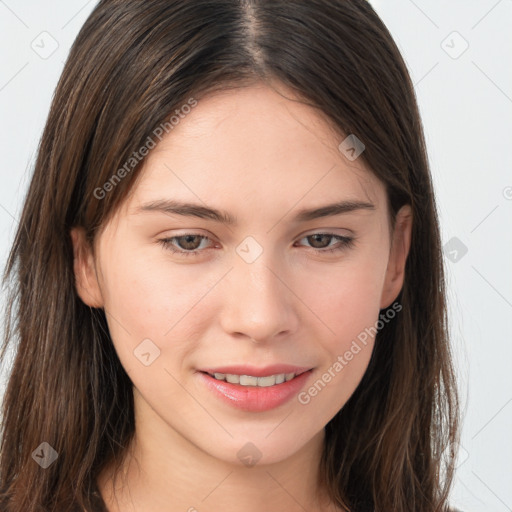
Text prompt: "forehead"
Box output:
[[120, 84, 385, 220], [145, 84, 357, 171]]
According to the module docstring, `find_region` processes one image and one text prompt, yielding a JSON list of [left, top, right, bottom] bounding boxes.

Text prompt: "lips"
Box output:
[[198, 364, 312, 378], [196, 364, 314, 412]]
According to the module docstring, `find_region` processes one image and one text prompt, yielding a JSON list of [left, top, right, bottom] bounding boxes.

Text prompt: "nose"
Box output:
[[218, 249, 299, 344]]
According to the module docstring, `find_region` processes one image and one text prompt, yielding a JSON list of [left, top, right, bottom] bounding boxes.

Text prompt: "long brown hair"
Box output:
[[0, 1, 460, 511]]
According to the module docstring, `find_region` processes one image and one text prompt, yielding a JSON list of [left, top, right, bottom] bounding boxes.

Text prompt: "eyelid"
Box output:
[[157, 227, 353, 241], [157, 230, 356, 257]]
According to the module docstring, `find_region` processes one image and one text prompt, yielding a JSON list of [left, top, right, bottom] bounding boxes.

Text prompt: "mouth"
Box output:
[[201, 370, 308, 387], [196, 365, 314, 412]]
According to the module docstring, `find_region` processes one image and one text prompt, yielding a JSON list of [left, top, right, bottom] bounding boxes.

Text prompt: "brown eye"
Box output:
[[172, 234, 204, 251], [158, 232, 355, 258], [297, 233, 355, 253], [158, 234, 212, 257], [306, 234, 334, 249]]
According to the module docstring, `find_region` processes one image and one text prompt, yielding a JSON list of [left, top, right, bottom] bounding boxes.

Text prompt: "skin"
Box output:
[[71, 82, 412, 512]]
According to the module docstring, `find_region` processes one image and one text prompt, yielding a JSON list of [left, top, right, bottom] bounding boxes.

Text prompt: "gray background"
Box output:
[[1, 1, 511, 511]]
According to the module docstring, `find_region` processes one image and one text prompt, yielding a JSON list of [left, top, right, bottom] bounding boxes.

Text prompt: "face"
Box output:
[[72, 83, 412, 467]]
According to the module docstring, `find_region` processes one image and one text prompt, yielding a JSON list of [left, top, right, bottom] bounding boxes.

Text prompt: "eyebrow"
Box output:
[[133, 198, 376, 225]]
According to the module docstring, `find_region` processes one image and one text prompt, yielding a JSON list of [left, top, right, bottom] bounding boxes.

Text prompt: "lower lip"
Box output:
[[197, 370, 313, 412]]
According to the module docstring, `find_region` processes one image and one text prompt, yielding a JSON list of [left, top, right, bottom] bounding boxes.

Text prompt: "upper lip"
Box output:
[[198, 364, 313, 378]]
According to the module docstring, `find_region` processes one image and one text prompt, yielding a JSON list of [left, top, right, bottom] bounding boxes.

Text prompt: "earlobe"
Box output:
[[70, 227, 104, 308], [380, 205, 413, 309]]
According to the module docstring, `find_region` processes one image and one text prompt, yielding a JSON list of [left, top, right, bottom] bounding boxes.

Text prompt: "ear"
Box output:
[[380, 204, 413, 309], [70, 227, 104, 308]]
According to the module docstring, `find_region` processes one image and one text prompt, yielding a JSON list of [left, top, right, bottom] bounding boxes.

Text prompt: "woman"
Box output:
[[0, 1, 461, 511]]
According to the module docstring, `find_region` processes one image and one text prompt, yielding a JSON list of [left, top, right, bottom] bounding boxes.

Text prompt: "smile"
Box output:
[[197, 368, 314, 412], [207, 371, 298, 387]]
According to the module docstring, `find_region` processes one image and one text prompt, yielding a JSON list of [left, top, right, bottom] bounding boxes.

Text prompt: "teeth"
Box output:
[[225, 374, 240, 384], [210, 372, 297, 386], [240, 375, 258, 386]]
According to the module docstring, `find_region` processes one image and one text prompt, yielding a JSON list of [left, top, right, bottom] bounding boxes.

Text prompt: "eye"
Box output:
[[158, 234, 212, 257], [295, 233, 355, 254], [158, 232, 355, 257]]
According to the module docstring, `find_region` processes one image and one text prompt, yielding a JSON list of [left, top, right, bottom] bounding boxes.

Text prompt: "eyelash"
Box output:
[[157, 233, 355, 258]]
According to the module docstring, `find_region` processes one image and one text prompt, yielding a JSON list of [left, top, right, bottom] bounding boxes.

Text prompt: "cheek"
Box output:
[[98, 249, 222, 371], [292, 253, 386, 412], [99, 236, 387, 380], [300, 251, 387, 347]]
